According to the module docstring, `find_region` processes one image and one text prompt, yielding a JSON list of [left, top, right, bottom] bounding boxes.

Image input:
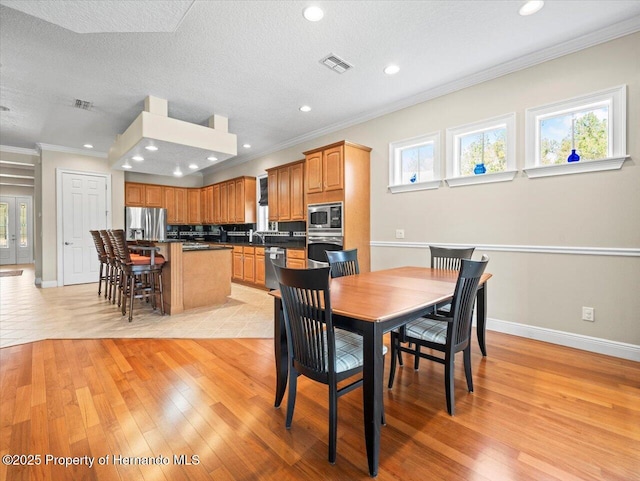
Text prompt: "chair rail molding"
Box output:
[[370, 241, 640, 257]]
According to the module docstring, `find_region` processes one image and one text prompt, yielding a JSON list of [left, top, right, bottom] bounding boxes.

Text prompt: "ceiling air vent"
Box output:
[[74, 99, 93, 110], [320, 54, 353, 74]]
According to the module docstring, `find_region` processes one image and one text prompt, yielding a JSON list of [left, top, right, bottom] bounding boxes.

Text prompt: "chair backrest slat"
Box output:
[[325, 249, 359, 278], [430, 246, 475, 271]]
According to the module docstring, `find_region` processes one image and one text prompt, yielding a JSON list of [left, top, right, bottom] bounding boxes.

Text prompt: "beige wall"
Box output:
[[206, 33, 640, 346], [39, 149, 125, 284]]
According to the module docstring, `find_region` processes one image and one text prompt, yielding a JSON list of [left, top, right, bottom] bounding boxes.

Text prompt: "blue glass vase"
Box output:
[[473, 163, 486, 174], [567, 149, 580, 162]]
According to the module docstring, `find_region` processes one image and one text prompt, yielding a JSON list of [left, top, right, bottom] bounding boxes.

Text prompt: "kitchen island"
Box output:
[[155, 242, 232, 314]]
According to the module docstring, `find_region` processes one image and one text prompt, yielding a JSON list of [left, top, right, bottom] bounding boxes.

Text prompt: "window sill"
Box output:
[[523, 156, 628, 179], [444, 170, 517, 187], [388, 180, 441, 193]]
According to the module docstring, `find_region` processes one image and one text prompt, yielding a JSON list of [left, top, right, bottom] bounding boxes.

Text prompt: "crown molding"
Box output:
[[36, 143, 108, 159], [225, 16, 640, 168], [0, 145, 38, 156]]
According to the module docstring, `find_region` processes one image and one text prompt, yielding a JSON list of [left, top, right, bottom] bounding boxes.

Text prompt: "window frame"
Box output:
[[388, 131, 441, 193], [524, 85, 627, 178], [445, 112, 517, 187]]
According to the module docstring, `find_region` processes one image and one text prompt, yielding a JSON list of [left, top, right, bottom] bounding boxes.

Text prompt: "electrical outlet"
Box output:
[[582, 306, 595, 322], [395, 229, 405, 239]]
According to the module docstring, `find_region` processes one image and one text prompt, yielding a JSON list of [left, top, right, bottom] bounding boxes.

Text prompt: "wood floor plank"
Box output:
[[1, 335, 638, 480]]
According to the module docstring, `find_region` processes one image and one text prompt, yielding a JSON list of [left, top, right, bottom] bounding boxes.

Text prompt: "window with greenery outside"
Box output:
[[540, 106, 608, 165], [400, 142, 435, 184], [459, 127, 506, 175]]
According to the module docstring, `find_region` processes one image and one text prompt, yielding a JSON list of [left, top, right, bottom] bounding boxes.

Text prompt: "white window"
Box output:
[[446, 113, 516, 187], [524, 85, 627, 178], [388, 132, 441, 193]]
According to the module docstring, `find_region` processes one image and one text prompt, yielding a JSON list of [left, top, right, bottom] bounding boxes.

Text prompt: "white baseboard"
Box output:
[[485, 318, 640, 361], [40, 280, 58, 288]]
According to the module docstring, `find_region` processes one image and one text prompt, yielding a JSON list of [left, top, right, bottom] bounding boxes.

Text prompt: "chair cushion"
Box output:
[[130, 254, 165, 265], [405, 317, 448, 345], [333, 329, 388, 373]]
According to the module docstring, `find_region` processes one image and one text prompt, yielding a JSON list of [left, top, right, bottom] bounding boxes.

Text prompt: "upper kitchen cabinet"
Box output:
[[305, 144, 346, 194], [267, 159, 305, 222], [232, 176, 256, 224], [164, 186, 188, 224], [304, 140, 371, 271], [211, 176, 256, 225], [187, 188, 202, 224], [125, 182, 163, 207], [201, 185, 214, 224]]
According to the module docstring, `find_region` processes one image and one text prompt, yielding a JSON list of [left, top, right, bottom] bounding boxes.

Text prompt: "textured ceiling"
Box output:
[[1, 1, 639, 178]]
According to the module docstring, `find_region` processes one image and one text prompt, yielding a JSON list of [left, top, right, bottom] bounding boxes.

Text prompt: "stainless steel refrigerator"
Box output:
[[125, 207, 167, 241]]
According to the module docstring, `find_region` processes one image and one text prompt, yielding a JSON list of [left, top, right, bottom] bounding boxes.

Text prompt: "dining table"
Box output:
[[269, 266, 492, 477]]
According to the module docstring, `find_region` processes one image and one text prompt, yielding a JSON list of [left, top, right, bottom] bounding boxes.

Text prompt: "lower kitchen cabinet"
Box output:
[[286, 248, 306, 269], [232, 245, 265, 287], [255, 247, 265, 286]]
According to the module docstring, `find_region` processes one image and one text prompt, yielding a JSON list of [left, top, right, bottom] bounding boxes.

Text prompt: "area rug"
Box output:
[[0, 270, 23, 277]]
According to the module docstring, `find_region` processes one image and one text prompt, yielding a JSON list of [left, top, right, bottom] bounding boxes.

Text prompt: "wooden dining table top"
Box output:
[[270, 266, 492, 323]]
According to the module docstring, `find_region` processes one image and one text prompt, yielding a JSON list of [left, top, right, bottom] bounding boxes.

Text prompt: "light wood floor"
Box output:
[[1, 269, 639, 480]]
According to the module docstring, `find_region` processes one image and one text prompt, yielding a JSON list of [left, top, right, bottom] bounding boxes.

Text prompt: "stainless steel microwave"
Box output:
[[307, 202, 343, 232]]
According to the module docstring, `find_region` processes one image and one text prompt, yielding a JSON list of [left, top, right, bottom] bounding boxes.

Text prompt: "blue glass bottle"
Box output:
[[473, 163, 486, 174], [567, 149, 580, 162]]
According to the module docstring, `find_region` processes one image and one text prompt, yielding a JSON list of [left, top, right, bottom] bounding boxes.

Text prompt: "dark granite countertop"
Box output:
[[167, 238, 306, 249]]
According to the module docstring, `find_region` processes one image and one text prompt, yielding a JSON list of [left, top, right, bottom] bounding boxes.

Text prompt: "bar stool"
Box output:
[[89, 230, 109, 296], [110, 229, 165, 322], [99, 230, 119, 301]]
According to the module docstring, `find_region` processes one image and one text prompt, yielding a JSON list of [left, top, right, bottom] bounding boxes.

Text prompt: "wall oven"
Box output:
[[307, 202, 343, 268]]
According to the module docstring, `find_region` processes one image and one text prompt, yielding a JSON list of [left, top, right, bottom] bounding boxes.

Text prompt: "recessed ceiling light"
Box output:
[[303, 6, 324, 22], [189, 164, 198, 169], [207, 156, 218, 161], [173, 167, 183, 177], [145, 145, 158, 151], [122, 162, 132, 169], [519, 0, 544, 16], [83, 144, 94, 149], [132, 155, 144, 161], [384, 65, 400, 75], [299, 105, 312, 112], [243, 144, 251, 149]]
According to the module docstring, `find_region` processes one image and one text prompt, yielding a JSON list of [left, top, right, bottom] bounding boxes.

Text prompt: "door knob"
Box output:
[[64, 241, 73, 245]]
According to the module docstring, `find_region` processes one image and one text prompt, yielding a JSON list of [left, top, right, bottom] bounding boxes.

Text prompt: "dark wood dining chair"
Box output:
[[274, 264, 385, 464], [430, 245, 475, 315], [388, 255, 489, 416], [325, 248, 359, 278]]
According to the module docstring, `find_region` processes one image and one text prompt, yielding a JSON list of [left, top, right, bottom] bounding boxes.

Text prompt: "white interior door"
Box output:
[[62, 172, 107, 285], [0, 196, 32, 266]]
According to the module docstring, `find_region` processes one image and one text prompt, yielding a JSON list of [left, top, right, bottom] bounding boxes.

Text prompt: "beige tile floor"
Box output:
[[0, 264, 275, 348]]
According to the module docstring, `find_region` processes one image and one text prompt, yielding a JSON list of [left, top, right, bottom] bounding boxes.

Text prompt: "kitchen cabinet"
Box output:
[[125, 182, 164, 207], [232, 245, 263, 286], [163, 186, 188, 224], [242, 246, 255, 283], [219, 182, 228, 224], [201, 185, 214, 224], [145, 184, 163, 207], [303, 140, 372, 273], [255, 247, 265, 286], [267, 160, 305, 222], [213, 184, 221, 224], [187, 189, 202, 224], [286, 248, 306, 269], [305, 145, 344, 194]]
